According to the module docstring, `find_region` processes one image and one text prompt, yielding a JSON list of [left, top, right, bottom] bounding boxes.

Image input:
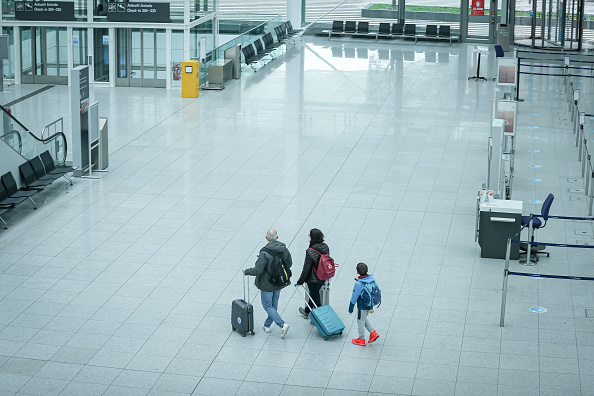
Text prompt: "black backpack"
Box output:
[[261, 247, 292, 287]]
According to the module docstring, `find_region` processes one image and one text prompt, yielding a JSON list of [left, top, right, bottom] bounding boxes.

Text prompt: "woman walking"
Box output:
[[296, 228, 329, 318]]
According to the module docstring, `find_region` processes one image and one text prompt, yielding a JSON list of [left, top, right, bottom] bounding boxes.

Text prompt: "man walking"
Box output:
[[243, 229, 292, 338]]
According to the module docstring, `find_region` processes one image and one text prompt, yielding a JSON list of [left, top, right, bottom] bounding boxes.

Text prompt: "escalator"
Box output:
[[0, 104, 67, 165]]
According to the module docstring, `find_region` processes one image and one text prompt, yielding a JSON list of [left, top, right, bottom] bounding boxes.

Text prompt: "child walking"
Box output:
[[348, 262, 380, 346]]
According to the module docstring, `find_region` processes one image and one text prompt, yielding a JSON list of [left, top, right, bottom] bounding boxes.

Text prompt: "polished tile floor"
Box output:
[[0, 36, 593, 396]]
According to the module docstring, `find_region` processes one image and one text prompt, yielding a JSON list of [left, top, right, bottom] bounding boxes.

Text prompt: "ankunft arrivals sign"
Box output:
[[107, 2, 170, 23], [15, 1, 75, 21]]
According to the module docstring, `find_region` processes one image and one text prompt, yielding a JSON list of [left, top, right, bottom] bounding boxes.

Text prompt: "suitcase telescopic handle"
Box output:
[[244, 272, 250, 302], [295, 284, 318, 310]]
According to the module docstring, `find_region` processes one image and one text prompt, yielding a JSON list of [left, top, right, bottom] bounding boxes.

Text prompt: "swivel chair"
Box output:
[[519, 194, 554, 264], [492, 45, 504, 81]]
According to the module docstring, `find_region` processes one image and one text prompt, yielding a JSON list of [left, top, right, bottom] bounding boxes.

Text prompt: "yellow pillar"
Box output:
[[181, 60, 200, 98]]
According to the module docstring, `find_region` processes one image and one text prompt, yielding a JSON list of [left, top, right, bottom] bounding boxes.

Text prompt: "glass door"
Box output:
[[116, 28, 166, 88], [515, 0, 584, 50], [461, 0, 498, 42], [21, 27, 68, 84]]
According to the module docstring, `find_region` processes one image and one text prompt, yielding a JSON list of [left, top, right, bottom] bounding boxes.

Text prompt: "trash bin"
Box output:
[[498, 24, 510, 52]]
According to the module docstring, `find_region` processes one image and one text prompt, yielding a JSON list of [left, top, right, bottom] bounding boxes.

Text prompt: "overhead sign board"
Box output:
[[107, 2, 170, 23], [15, 1, 75, 21]]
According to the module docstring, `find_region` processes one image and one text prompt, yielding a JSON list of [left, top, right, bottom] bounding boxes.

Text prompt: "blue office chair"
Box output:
[[494, 45, 504, 58], [492, 45, 505, 81], [519, 194, 554, 263]]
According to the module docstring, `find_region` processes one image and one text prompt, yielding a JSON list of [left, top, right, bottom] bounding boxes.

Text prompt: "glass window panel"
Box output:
[[117, 29, 127, 78], [35, 28, 43, 76], [58, 28, 68, 77], [143, 29, 155, 79], [131, 29, 141, 79], [21, 27, 32, 76], [73, 28, 88, 68], [46, 28, 58, 76], [156, 29, 166, 80]]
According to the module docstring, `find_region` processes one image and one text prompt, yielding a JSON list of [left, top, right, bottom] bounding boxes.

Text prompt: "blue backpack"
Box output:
[[360, 280, 381, 308]]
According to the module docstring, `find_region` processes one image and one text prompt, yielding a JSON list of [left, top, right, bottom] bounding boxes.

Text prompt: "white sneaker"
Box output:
[[263, 325, 272, 333], [280, 323, 290, 338]]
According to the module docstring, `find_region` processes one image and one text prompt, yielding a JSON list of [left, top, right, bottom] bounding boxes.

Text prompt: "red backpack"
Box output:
[[309, 248, 337, 281]]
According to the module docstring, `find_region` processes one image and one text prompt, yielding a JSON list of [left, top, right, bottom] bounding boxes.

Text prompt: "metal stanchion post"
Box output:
[[500, 238, 513, 327], [583, 149, 589, 178], [585, 155, 591, 196], [589, 171, 594, 216], [526, 216, 533, 260]]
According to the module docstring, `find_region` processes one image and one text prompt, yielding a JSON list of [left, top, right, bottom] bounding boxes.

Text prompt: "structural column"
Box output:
[[287, 0, 303, 27]]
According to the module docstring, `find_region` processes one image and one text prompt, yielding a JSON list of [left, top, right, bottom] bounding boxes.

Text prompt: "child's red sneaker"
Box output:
[[352, 338, 366, 346], [368, 330, 379, 344]]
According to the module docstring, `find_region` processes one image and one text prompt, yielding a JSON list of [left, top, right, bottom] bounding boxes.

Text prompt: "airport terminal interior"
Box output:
[[1, 3, 594, 395]]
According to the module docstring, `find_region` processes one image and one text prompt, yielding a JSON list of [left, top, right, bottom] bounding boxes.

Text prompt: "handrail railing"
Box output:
[[0, 130, 23, 154], [299, 0, 348, 36], [0, 105, 68, 165], [41, 117, 64, 140]]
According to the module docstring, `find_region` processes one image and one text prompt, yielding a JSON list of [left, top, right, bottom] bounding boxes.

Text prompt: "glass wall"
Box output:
[[1, 27, 14, 80], [94, 27, 109, 82], [73, 28, 88, 68], [171, 30, 184, 86]]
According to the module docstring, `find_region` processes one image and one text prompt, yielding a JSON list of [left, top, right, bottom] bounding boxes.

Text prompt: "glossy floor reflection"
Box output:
[[0, 37, 593, 396]]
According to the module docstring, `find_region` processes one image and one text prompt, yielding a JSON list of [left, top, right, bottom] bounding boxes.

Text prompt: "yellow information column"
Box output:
[[181, 60, 200, 98]]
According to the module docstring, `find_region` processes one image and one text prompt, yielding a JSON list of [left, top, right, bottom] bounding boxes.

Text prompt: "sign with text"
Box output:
[[107, 2, 170, 23], [15, 1, 74, 21], [471, 0, 484, 16]]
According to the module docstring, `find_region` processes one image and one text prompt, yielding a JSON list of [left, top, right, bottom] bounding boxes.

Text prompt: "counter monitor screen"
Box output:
[[185, 66, 193, 73]]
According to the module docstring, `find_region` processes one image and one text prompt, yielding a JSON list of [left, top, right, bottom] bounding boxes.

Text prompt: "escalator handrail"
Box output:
[[0, 104, 68, 164], [0, 129, 23, 154]]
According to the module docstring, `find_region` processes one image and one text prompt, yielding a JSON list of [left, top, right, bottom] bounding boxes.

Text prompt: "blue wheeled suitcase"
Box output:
[[300, 285, 344, 340]]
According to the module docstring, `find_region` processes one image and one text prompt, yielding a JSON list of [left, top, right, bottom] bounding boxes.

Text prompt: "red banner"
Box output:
[[471, 0, 484, 16]]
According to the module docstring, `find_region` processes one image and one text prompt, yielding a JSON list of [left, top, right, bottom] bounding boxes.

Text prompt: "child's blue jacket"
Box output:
[[348, 274, 375, 313]]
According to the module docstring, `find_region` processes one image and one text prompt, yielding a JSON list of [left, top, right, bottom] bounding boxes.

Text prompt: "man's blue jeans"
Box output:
[[261, 290, 284, 328]]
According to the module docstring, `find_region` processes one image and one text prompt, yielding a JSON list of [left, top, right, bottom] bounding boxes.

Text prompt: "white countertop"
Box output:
[[480, 199, 523, 214]]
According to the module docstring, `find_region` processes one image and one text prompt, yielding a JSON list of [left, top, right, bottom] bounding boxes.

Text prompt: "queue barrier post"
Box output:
[[499, 237, 512, 327], [585, 154, 591, 196]]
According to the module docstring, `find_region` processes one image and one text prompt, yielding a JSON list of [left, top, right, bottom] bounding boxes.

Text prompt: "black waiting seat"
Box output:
[[392, 24, 404, 36], [286, 21, 302, 34], [378, 23, 392, 39], [0, 182, 27, 208], [254, 39, 271, 56], [344, 21, 356, 34], [330, 20, 344, 37], [274, 25, 289, 42], [438, 25, 457, 45], [242, 44, 265, 69], [404, 24, 417, 42], [282, 21, 299, 40], [355, 21, 376, 39], [263, 33, 281, 51], [39, 150, 74, 185], [19, 161, 52, 189], [30, 156, 62, 183], [1, 172, 38, 209], [425, 25, 438, 38]]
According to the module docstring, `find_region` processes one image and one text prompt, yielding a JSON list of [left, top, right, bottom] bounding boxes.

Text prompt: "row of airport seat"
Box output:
[[241, 21, 301, 70], [324, 21, 459, 45], [0, 150, 73, 229]]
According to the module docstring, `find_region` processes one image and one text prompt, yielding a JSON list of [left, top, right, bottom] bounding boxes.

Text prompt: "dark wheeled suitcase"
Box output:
[[300, 285, 344, 340], [232, 275, 254, 336]]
